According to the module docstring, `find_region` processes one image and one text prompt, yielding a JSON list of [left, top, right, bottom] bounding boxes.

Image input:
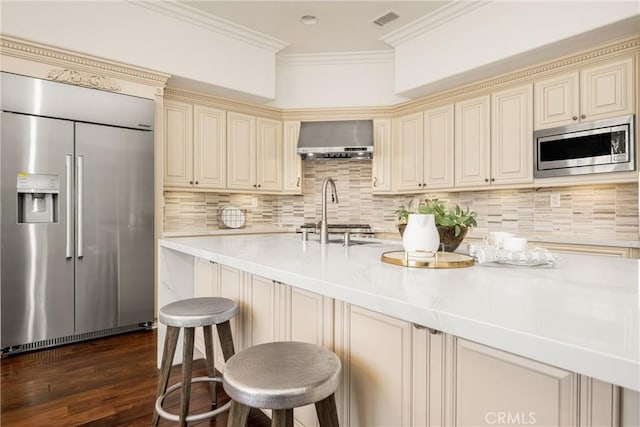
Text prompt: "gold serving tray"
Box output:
[[381, 251, 475, 269]]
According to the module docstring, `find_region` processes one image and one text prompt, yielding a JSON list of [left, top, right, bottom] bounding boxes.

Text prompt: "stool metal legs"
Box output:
[[315, 394, 339, 427], [154, 321, 237, 426], [272, 409, 294, 427], [203, 325, 217, 407], [179, 327, 195, 426], [153, 326, 180, 426], [227, 401, 250, 427]]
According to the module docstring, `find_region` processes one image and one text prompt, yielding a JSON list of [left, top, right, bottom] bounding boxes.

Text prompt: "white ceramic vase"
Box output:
[[402, 213, 440, 254]]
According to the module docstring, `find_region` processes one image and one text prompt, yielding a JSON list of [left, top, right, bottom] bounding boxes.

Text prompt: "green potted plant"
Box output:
[[396, 198, 477, 252]]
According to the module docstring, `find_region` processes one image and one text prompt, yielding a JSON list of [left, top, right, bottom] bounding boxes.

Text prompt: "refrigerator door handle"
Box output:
[[77, 155, 84, 258], [65, 154, 73, 259]]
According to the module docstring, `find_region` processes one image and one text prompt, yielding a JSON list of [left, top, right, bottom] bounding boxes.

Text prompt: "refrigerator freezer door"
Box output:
[[74, 123, 154, 333], [1, 112, 75, 348]]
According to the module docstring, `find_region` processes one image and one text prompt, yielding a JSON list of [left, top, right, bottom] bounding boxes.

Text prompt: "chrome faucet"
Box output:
[[320, 177, 339, 244]]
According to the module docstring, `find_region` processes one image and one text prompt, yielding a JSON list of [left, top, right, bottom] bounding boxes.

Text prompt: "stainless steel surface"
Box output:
[[1, 72, 153, 130], [343, 232, 350, 246], [534, 114, 635, 178], [1, 72, 155, 352], [65, 154, 72, 259], [223, 341, 342, 410], [159, 297, 237, 328], [297, 120, 373, 159], [1, 112, 75, 348], [76, 155, 84, 258], [156, 377, 231, 423], [298, 223, 374, 235], [320, 177, 339, 245]]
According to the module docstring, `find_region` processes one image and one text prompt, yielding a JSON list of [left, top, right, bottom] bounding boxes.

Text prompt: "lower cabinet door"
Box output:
[[286, 286, 334, 427], [453, 338, 578, 427], [214, 265, 242, 371], [335, 304, 412, 427]]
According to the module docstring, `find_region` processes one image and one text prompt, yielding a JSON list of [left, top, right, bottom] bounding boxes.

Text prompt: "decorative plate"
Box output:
[[220, 206, 246, 229]]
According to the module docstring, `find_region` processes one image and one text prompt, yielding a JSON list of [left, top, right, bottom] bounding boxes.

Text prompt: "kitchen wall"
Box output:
[[164, 160, 639, 242]]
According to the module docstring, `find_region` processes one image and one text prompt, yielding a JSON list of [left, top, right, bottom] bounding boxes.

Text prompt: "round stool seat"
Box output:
[[159, 297, 237, 328], [223, 341, 341, 410]]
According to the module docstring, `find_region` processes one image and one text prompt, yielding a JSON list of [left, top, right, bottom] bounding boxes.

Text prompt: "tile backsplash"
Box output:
[[164, 160, 639, 242]]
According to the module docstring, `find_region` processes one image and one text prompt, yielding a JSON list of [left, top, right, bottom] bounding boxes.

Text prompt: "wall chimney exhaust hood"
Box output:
[[297, 120, 373, 159]]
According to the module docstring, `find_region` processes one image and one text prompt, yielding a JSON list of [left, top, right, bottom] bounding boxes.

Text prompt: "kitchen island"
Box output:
[[159, 234, 639, 427]]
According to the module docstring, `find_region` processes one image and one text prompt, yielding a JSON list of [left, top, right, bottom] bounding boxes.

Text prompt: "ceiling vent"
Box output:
[[372, 10, 400, 27]]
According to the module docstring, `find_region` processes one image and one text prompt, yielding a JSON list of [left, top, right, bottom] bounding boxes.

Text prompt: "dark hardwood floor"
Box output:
[[1, 329, 271, 426]]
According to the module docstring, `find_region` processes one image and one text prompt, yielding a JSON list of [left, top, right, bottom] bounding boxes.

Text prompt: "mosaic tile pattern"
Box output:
[[164, 160, 639, 242]]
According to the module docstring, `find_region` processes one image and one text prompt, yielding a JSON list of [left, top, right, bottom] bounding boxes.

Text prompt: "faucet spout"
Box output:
[[320, 177, 339, 244]]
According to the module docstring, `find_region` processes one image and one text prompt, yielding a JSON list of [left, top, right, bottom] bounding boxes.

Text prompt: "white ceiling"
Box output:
[[182, 1, 448, 54]]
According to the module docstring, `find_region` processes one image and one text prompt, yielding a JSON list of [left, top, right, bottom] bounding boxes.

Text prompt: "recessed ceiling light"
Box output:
[[300, 15, 319, 25]]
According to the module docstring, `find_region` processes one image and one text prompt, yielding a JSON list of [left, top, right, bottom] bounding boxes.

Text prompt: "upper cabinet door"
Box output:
[[491, 84, 533, 185], [534, 71, 579, 129], [227, 111, 256, 190], [394, 112, 424, 192], [163, 100, 193, 188], [193, 105, 226, 189], [455, 95, 491, 187], [372, 119, 393, 193], [424, 104, 454, 189], [282, 121, 303, 194], [581, 57, 634, 122], [256, 118, 283, 191]]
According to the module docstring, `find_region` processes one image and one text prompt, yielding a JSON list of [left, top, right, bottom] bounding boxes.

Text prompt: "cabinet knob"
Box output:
[[484, 178, 489, 182], [418, 183, 422, 187], [423, 183, 426, 187], [373, 177, 378, 187], [195, 181, 199, 185], [189, 180, 193, 185], [581, 114, 586, 119], [253, 184, 257, 188], [257, 184, 261, 188], [572, 116, 578, 121], [490, 178, 495, 182], [296, 177, 301, 187]]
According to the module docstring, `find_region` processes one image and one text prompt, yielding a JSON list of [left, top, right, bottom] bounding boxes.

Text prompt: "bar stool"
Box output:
[[153, 297, 237, 427], [223, 341, 341, 427]]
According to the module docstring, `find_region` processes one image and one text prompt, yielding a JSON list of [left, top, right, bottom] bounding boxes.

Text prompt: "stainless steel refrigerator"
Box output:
[[1, 72, 154, 354]]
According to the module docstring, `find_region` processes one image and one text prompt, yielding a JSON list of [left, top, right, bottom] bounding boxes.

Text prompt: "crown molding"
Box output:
[[129, 0, 288, 53], [0, 35, 170, 87], [277, 50, 394, 67], [165, 86, 282, 119], [392, 34, 640, 115], [381, 1, 491, 47]]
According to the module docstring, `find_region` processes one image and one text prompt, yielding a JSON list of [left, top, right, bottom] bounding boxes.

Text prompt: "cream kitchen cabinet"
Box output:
[[281, 285, 335, 427], [393, 112, 424, 192], [414, 331, 619, 427], [534, 57, 634, 129], [393, 106, 454, 192], [454, 95, 491, 187], [424, 105, 455, 189], [227, 112, 283, 192], [490, 84, 533, 185], [371, 119, 393, 194], [163, 100, 226, 189], [282, 121, 303, 194], [335, 303, 413, 427], [193, 258, 243, 370], [455, 85, 532, 188]]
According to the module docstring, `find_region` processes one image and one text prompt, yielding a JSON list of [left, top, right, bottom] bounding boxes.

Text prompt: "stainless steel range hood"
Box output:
[[297, 120, 373, 159]]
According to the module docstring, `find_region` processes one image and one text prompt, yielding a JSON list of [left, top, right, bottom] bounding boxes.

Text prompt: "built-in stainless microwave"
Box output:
[[534, 115, 635, 178]]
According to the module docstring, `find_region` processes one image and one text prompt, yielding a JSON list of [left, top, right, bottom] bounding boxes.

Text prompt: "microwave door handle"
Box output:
[[77, 155, 83, 258], [65, 154, 73, 259]]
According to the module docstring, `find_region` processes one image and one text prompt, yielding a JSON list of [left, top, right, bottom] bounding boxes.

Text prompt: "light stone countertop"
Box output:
[[164, 228, 640, 249], [159, 234, 639, 392]]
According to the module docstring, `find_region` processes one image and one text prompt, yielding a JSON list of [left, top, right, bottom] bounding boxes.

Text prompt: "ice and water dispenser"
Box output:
[[17, 173, 59, 223]]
